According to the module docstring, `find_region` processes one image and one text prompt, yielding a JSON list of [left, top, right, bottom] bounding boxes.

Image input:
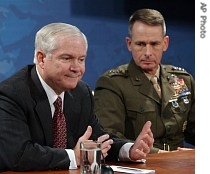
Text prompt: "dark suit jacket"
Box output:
[[94, 59, 195, 152], [0, 65, 126, 172]]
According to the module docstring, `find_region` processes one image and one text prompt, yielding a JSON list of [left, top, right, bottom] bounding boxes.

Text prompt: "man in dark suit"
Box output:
[[0, 23, 154, 172], [94, 9, 195, 153]]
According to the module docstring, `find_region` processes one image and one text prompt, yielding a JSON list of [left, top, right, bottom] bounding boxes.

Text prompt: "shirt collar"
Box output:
[[144, 65, 160, 81], [36, 67, 64, 107]]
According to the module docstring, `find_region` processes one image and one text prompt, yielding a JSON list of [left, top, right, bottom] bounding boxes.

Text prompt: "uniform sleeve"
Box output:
[[184, 74, 195, 145], [94, 75, 127, 139]]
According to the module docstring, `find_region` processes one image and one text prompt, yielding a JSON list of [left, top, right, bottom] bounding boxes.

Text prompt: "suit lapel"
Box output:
[[35, 101, 53, 146], [30, 67, 53, 146], [63, 91, 78, 147]]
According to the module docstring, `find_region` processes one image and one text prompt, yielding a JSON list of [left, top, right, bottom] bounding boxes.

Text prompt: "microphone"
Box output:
[[101, 153, 114, 174]]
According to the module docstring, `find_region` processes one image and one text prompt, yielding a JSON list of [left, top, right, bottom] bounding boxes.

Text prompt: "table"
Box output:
[[113, 149, 195, 174], [1, 149, 195, 174]]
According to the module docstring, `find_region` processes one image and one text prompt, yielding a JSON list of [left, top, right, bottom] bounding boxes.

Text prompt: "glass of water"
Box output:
[[80, 140, 101, 174]]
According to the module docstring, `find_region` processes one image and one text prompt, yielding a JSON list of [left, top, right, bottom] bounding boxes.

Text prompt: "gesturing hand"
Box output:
[[74, 126, 93, 165], [97, 134, 113, 159], [129, 121, 154, 160], [74, 126, 114, 165]]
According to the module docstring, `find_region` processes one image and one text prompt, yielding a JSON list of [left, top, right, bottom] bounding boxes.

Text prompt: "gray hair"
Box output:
[[128, 9, 166, 37], [33, 23, 88, 63]]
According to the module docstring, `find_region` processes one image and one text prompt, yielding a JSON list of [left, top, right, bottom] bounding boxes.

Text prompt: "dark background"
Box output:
[[0, 0, 194, 89]]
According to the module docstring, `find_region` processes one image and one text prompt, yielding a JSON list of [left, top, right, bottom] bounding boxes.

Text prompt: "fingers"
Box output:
[[101, 139, 113, 153], [137, 121, 153, 142], [147, 128, 154, 139], [97, 134, 113, 151], [135, 121, 153, 146], [97, 134, 113, 159], [142, 121, 154, 147], [76, 128, 114, 163], [143, 133, 154, 148], [135, 148, 147, 159], [129, 121, 154, 160], [78, 126, 92, 142], [75, 126, 92, 165], [97, 134, 110, 143], [130, 140, 149, 160], [138, 139, 150, 154], [142, 121, 152, 133]]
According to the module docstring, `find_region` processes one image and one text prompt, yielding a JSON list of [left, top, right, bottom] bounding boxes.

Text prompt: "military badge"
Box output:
[[168, 74, 191, 107], [168, 74, 191, 98]]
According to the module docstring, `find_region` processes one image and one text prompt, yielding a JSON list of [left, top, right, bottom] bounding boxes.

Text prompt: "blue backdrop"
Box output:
[[0, 0, 194, 90]]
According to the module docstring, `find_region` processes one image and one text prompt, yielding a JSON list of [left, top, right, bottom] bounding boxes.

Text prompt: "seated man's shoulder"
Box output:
[[104, 64, 129, 77], [163, 65, 190, 75]]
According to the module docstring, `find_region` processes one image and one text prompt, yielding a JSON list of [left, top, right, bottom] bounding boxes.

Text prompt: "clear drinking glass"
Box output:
[[80, 140, 101, 174]]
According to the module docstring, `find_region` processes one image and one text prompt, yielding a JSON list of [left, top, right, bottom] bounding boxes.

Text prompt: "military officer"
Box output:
[[93, 9, 195, 153]]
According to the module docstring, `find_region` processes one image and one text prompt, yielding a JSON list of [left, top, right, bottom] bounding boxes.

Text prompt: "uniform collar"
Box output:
[[144, 65, 160, 81]]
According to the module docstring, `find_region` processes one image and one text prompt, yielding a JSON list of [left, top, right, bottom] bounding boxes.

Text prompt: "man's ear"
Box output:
[[163, 36, 169, 52], [36, 51, 46, 68], [126, 36, 132, 52]]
